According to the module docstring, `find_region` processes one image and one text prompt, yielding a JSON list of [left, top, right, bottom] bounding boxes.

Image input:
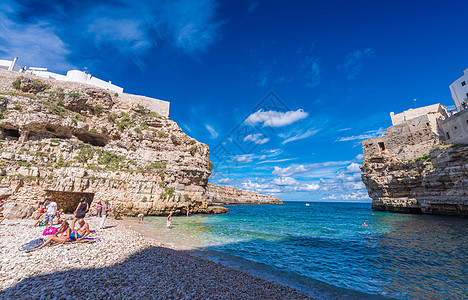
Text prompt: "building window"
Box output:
[[462, 81, 466, 86], [378, 142, 385, 152], [446, 132, 451, 139]]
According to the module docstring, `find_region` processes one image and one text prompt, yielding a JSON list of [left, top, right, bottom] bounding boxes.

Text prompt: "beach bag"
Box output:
[[42, 227, 58, 236], [19, 238, 44, 251]]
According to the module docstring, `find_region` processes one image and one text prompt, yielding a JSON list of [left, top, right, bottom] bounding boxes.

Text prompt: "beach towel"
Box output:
[[19, 238, 44, 251], [42, 227, 58, 236]]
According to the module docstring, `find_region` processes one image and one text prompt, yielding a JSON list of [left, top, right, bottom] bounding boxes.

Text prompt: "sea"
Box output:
[[132, 202, 468, 299]]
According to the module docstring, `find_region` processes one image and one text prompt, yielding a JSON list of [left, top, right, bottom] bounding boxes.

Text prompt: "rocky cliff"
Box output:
[[206, 183, 282, 205], [361, 144, 468, 216], [0, 69, 219, 216]]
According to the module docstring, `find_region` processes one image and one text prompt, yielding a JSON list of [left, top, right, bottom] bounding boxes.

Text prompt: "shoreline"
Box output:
[[0, 217, 312, 299]]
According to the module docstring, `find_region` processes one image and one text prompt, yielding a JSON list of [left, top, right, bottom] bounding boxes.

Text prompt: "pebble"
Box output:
[[0, 218, 312, 299]]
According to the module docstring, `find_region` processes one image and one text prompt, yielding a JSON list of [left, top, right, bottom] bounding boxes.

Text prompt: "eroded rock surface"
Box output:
[[0, 70, 213, 216], [206, 183, 282, 205], [361, 144, 468, 216]]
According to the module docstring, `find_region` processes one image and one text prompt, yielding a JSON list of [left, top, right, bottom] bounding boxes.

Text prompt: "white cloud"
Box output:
[[303, 56, 321, 87], [245, 109, 308, 127], [337, 128, 385, 142], [218, 178, 231, 184], [0, 10, 72, 72], [282, 128, 318, 144], [205, 124, 219, 139], [233, 154, 255, 163], [355, 154, 364, 161], [345, 163, 361, 173], [247, 1, 259, 14], [272, 164, 308, 177], [322, 191, 370, 201], [295, 183, 320, 191], [243, 133, 269, 144], [273, 177, 298, 186], [343, 48, 375, 79]]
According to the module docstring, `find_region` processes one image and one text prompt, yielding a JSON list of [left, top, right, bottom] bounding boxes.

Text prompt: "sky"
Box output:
[[1, 0, 466, 202]]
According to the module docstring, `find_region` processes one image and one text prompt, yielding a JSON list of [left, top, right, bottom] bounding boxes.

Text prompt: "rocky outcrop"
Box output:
[[0, 70, 282, 218], [1, 202, 35, 219], [361, 144, 468, 216], [206, 183, 282, 205], [0, 70, 213, 216]]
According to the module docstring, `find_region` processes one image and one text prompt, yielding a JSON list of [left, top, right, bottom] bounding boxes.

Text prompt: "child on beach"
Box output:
[[166, 212, 173, 229], [138, 213, 144, 224]]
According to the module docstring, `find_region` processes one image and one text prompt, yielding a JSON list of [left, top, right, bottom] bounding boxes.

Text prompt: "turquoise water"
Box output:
[[140, 202, 468, 299]]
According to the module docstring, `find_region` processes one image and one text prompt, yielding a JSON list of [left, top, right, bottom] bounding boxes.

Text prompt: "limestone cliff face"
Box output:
[[206, 183, 282, 205], [0, 70, 212, 216], [361, 144, 468, 216]]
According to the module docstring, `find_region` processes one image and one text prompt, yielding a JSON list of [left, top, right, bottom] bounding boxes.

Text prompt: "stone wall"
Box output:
[[439, 108, 468, 144], [390, 103, 447, 126], [362, 114, 443, 161]]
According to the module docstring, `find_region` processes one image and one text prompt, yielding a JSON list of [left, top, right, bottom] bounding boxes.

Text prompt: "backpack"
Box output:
[[19, 238, 44, 251]]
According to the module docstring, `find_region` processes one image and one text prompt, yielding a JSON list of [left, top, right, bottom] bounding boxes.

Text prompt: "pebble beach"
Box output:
[[0, 217, 311, 299]]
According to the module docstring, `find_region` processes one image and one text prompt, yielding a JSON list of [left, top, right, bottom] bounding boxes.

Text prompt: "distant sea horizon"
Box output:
[[134, 202, 467, 299]]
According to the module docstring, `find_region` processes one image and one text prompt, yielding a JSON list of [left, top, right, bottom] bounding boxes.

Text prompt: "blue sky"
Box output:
[[1, 0, 466, 201]]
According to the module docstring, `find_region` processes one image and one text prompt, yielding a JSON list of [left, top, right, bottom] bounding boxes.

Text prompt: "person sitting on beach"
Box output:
[[167, 212, 173, 229], [70, 219, 90, 242], [138, 213, 144, 224], [32, 221, 71, 251], [71, 197, 89, 230], [53, 209, 64, 225]]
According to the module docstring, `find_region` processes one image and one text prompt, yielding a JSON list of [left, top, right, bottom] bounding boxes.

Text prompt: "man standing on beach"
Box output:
[[44, 199, 57, 228]]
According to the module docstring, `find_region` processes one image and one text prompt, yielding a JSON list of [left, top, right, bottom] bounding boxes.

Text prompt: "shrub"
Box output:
[[189, 139, 196, 145], [171, 134, 181, 145], [140, 123, 149, 129], [12, 78, 22, 90], [137, 104, 146, 115], [121, 112, 130, 122], [107, 113, 117, 123], [94, 105, 104, 115], [158, 131, 169, 138], [114, 93, 119, 98], [208, 161, 213, 171], [414, 154, 431, 162], [190, 145, 197, 156], [68, 92, 80, 98], [89, 128, 98, 134], [134, 128, 142, 134], [71, 118, 78, 126]]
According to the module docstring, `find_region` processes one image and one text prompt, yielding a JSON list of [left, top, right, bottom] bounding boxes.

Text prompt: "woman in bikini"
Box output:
[[33, 221, 71, 251], [71, 197, 89, 230]]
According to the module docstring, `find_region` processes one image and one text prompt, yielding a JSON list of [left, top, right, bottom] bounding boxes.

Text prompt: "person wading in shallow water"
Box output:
[[167, 212, 173, 229], [71, 197, 89, 230]]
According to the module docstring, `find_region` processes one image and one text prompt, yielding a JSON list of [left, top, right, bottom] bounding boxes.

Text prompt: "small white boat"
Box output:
[[305, 203, 310, 206]]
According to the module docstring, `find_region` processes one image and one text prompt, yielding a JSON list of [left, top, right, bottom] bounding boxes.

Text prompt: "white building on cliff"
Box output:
[[449, 68, 468, 111], [0, 57, 123, 93]]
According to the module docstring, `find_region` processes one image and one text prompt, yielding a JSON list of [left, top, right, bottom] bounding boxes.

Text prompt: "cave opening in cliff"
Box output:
[[44, 191, 95, 213], [3, 128, 20, 140], [74, 132, 107, 147]]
